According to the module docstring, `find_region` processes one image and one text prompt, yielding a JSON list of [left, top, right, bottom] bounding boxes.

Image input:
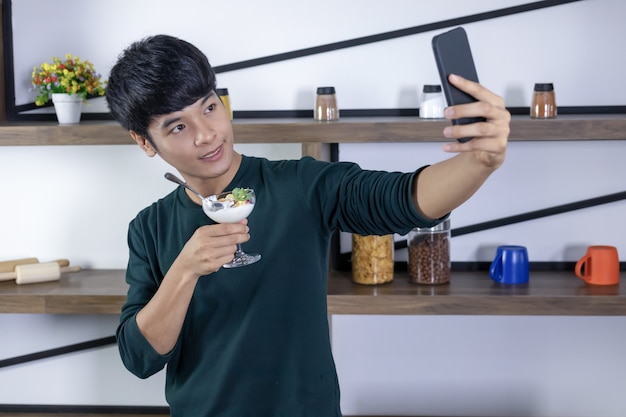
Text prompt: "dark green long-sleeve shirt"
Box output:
[[117, 155, 442, 417]]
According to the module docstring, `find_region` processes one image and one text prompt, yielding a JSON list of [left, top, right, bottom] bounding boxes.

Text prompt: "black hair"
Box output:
[[106, 34, 216, 142]]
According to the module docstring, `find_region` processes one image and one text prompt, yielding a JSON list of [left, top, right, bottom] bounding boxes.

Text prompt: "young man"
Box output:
[[107, 35, 509, 417]]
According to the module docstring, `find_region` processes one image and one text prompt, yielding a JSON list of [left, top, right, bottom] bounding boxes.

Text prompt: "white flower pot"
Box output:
[[51, 93, 83, 125]]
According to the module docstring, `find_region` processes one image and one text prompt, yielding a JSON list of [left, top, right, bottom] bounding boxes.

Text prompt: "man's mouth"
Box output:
[[200, 146, 222, 161]]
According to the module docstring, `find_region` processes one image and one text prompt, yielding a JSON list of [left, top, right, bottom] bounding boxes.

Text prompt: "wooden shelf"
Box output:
[[0, 115, 625, 146], [0, 270, 126, 314], [1, 269, 624, 316], [327, 269, 626, 315]]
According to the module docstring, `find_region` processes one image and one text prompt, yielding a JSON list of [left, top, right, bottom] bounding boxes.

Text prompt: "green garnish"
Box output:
[[231, 188, 252, 202]]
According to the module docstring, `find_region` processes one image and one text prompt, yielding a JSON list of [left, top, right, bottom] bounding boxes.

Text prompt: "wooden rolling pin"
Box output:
[[0, 258, 70, 273], [0, 257, 39, 273], [0, 258, 70, 274], [0, 260, 77, 283]]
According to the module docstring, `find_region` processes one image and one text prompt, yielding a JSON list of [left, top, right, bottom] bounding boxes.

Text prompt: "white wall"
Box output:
[[1, 1, 626, 416]]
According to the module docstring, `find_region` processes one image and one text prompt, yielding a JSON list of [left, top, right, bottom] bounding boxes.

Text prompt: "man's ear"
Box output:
[[130, 131, 157, 157]]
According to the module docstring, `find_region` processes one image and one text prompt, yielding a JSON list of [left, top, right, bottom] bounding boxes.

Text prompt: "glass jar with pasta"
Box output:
[[351, 234, 394, 285]]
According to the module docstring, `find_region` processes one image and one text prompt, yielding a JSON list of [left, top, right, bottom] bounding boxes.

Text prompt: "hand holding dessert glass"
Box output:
[[164, 173, 261, 268], [203, 188, 261, 268]]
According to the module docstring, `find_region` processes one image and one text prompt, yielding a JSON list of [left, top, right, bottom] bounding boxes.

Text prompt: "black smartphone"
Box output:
[[432, 27, 485, 142]]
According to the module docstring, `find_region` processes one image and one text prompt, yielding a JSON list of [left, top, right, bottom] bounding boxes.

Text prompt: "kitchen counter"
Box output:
[[1, 269, 624, 315]]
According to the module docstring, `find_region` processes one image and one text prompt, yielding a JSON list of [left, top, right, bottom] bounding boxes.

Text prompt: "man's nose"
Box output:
[[195, 122, 217, 146]]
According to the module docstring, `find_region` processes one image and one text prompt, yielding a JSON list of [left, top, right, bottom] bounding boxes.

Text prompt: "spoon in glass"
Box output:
[[164, 172, 230, 210]]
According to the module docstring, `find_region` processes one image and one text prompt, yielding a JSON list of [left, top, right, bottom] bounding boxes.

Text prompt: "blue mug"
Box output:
[[489, 245, 529, 284]]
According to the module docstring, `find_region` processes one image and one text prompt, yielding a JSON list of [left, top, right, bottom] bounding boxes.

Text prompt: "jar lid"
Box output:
[[534, 83, 554, 92], [413, 218, 450, 232], [216, 88, 229, 95], [316, 86, 336, 95], [422, 84, 442, 93]]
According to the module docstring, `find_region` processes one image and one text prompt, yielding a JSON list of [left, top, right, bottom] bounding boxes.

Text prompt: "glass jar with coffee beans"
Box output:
[[407, 219, 451, 284]]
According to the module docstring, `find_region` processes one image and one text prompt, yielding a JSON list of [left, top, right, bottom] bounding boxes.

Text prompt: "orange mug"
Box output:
[[575, 245, 620, 285]]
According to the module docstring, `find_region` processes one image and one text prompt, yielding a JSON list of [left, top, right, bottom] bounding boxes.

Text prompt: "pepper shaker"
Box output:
[[314, 86, 339, 121], [530, 83, 556, 119]]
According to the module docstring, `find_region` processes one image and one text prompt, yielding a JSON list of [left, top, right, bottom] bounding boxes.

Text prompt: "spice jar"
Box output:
[[530, 83, 556, 119], [352, 234, 394, 285], [315, 86, 339, 121], [407, 219, 451, 285], [216, 88, 233, 120], [419, 84, 445, 119]]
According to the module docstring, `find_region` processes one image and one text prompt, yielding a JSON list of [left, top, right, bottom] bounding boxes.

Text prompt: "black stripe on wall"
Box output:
[[10, 105, 626, 123], [0, 404, 170, 415], [452, 190, 626, 238], [0, 336, 116, 369], [213, 0, 584, 73]]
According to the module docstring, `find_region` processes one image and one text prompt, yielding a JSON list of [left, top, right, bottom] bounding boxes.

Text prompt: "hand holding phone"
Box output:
[[432, 27, 485, 142]]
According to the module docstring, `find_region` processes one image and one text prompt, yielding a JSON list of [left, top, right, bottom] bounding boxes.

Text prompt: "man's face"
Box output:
[[142, 91, 238, 195]]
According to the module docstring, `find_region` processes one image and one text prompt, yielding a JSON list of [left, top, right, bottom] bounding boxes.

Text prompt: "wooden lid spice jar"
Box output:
[[351, 234, 394, 285], [407, 219, 451, 285], [315, 86, 339, 121], [530, 83, 556, 119]]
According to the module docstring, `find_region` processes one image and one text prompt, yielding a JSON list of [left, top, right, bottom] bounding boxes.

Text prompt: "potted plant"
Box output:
[[31, 54, 106, 124]]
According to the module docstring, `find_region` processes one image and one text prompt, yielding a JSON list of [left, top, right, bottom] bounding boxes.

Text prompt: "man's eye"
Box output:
[[171, 124, 185, 134], [205, 104, 215, 114]]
